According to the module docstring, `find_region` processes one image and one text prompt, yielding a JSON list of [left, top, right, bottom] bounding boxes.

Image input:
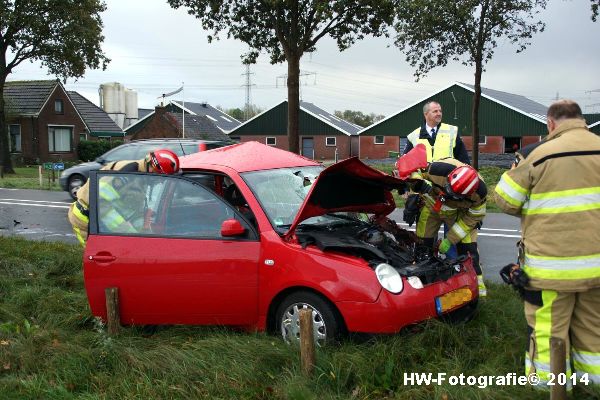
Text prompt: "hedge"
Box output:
[[77, 140, 124, 162]]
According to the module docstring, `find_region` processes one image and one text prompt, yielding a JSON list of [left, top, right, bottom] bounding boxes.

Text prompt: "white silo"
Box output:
[[100, 82, 126, 128], [124, 89, 138, 128]]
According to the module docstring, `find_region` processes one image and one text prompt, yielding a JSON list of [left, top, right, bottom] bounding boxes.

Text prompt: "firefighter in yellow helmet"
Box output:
[[495, 100, 600, 389], [67, 149, 180, 246]]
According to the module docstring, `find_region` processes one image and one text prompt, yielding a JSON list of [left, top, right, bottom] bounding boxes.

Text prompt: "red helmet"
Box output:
[[147, 149, 180, 174], [446, 165, 479, 197]]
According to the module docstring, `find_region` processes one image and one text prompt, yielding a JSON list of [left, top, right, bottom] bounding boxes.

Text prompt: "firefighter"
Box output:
[[405, 158, 487, 296], [67, 149, 180, 246], [403, 101, 471, 164], [494, 99, 600, 388]]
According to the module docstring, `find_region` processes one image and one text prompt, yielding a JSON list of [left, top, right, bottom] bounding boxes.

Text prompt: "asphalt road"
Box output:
[[0, 188, 521, 282]]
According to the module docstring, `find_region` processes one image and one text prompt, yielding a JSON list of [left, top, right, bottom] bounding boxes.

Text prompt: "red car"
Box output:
[[83, 141, 479, 344]]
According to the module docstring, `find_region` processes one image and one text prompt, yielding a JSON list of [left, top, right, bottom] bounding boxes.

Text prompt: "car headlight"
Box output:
[[375, 263, 403, 294], [407, 276, 424, 289]]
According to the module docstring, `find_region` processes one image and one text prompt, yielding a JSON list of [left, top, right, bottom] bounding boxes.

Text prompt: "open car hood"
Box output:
[[283, 157, 408, 239]]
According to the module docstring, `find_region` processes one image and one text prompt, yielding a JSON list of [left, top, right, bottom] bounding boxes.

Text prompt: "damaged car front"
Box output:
[[242, 157, 479, 341]]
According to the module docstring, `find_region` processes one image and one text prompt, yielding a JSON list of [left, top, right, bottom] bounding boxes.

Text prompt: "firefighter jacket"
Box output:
[[67, 159, 146, 245], [404, 123, 471, 164], [416, 158, 487, 245], [494, 119, 600, 291]]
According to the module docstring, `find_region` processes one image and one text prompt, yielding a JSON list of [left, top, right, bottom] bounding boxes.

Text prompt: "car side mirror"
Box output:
[[221, 219, 246, 237], [95, 157, 106, 165]]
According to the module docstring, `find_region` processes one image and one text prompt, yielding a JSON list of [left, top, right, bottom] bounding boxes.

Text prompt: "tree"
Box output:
[[0, 0, 109, 173], [334, 109, 384, 127], [592, 0, 600, 21], [167, 0, 394, 154], [394, 0, 546, 169], [217, 105, 263, 121]]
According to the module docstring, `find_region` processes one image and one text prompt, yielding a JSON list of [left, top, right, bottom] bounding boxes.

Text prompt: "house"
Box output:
[[124, 106, 232, 142], [166, 101, 242, 133], [358, 82, 549, 158], [4, 79, 123, 163], [227, 100, 362, 160]]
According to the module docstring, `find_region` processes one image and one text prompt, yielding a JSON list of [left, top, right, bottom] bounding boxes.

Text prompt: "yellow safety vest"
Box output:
[[407, 123, 458, 162]]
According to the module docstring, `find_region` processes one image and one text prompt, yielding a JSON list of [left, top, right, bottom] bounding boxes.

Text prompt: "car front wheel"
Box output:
[[275, 291, 343, 346], [68, 174, 86, 200]]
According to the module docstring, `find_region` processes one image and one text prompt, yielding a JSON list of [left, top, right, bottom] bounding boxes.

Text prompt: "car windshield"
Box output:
[[242, 166, 363, 231]]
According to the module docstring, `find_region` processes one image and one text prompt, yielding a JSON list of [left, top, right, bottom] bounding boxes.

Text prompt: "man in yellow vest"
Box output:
[[495, 100, 600, 389], [403, 101, 470, 164]]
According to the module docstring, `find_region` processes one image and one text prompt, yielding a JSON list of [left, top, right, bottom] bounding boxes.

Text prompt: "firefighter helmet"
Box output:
[[446, 165, 479, 197], [147, 149, 180, 174]]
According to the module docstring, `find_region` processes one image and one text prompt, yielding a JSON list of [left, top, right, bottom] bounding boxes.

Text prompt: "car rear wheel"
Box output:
[[275, 291, 342, 346], [68, 174, 86, 200]]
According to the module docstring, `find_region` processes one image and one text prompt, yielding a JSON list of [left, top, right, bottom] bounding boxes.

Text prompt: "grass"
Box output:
[[0, 167, 62, 191], [2, 236, 598, 399]]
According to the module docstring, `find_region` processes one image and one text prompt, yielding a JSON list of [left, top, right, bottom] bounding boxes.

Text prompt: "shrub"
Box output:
[[77, 140, 124, 162]]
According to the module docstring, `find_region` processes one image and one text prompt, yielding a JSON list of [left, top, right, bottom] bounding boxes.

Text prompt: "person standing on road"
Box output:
[[67, 149, 180, 246], [404, 157, 488, 296], [494, 100, 600, 388], [402, 101, 471, 164]]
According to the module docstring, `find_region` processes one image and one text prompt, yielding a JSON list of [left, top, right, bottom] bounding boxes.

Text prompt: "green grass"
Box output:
[[2, 236, 597, 399], [0, 167, 62, 191]]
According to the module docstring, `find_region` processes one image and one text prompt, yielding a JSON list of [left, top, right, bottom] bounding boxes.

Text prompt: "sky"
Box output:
[[9, 0, 600, 117]]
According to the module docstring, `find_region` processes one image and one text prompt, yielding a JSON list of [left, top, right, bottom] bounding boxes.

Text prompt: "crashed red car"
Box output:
[[83, 141, 479, 344]]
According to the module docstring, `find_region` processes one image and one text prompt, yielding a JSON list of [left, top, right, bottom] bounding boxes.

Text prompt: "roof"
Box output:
[[4, 79, 59, 115], [180, 140, 318, 173], [67, 91, 124, 136], [170, 100, 242, 132], [460, 83, 548, 121], [229, 100, 361, 136], [138, 108, 153, 120], [299, 101, 362, 135], [168, 113, 231, 141], [359, 81, 549, 134]]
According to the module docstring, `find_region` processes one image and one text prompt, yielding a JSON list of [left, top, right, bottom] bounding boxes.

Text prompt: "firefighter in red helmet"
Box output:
[[403, 156, 488, 296], [68, 149, 180, 246]]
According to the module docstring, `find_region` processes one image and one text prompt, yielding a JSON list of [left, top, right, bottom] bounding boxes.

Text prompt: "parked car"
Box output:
[[59, 138, 228, 199], [83, 141, 479, 344]]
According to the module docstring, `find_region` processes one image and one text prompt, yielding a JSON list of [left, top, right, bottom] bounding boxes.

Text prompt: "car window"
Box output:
[[96, 173, 250, 239], [103, 144, 138, 162]]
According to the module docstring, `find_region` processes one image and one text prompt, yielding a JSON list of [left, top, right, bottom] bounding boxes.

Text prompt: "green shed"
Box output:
[[358, 82, 549, 158]]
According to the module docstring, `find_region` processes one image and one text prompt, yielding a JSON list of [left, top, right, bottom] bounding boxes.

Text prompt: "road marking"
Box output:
[[396, 223, 521, 238], [0, 201, 69, 209], [0, 198, 71, 205], [396, 222, 520, 234]]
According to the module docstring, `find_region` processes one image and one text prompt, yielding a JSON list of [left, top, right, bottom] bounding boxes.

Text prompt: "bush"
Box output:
[[77, 140, 123, 162]]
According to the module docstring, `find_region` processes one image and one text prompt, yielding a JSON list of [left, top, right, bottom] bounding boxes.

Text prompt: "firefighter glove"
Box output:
[[438, 238, 452, 254], [403, 194, 421, 227], [413, 180, 432, 194]]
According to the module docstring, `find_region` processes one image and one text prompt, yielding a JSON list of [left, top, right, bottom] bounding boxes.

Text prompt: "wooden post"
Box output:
[[38, 165, 42, 187], [299, 308, 316, 376], [550, 337, 567, 400], [105, 287, 120, 335]]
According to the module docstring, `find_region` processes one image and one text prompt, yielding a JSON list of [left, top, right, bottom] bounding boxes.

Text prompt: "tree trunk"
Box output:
[[0, 71, 15, 174], [471, 62, 482, 170], [287, 55, 300, 154]]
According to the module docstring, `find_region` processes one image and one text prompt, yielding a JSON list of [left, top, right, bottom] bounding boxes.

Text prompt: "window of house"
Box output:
[[479, 135, 487, 145], [374, 135, 385, 145], [266, 137, 276, 146], [55, 99, 64, 114], [9, 124, 21, 152], [325, 137, 336, 146], [48, 126, 72, 152]]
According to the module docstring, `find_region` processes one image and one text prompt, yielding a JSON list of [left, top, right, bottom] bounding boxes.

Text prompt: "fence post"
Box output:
[[550, 336, 567, 400], [105, 287, 120, 336], [299, 308, 316, 375]]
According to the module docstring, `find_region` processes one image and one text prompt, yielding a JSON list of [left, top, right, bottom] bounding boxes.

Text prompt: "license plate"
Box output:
[[435, 287, 473, 315]]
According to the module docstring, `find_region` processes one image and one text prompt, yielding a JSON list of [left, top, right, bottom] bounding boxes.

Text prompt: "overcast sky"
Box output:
[[9, 0, 600, 117]]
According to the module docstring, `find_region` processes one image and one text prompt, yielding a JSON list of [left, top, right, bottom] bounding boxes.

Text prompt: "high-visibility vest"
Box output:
[[407, 123, 458, 162]]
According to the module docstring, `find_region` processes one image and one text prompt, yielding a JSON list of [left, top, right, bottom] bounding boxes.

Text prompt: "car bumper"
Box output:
[[335, 267, 478, 333]]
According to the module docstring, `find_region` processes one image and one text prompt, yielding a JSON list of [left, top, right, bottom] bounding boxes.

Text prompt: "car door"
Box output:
[[83, 171, 260, 326]]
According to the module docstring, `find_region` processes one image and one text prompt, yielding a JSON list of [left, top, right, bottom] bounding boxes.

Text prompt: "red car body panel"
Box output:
[[83, 141, 479, 334]]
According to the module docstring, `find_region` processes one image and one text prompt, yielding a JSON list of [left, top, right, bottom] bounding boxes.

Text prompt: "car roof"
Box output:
[[180, 141, 320, 173], [126, 138, 223, 145]]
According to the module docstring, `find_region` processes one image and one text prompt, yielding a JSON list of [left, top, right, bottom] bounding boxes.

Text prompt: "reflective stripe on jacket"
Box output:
[[407, 123, 458, 162], [494, 119, 600, 291]]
